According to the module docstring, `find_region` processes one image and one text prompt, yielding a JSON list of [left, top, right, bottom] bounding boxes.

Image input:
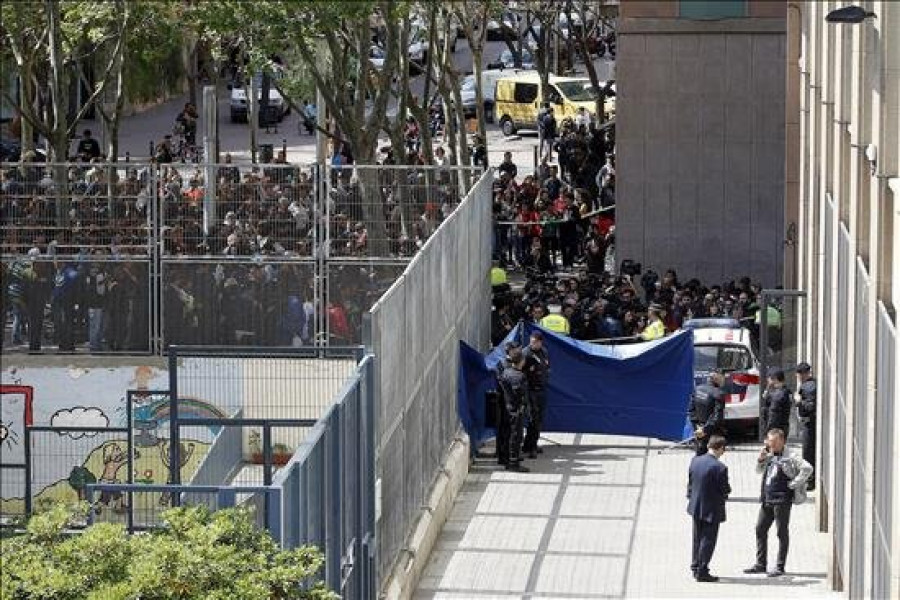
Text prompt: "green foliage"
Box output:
[[1, 503, 336, 600]]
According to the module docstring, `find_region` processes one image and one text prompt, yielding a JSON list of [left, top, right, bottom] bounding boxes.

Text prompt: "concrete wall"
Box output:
[[616, 16, 787, 285]]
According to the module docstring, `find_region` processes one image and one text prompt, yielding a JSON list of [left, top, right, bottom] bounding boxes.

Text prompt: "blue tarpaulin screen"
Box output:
[[458, 322, 695, 446]]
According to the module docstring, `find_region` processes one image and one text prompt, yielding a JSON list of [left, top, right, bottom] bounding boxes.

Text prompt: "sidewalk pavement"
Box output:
[[414, 434, 838, 600]]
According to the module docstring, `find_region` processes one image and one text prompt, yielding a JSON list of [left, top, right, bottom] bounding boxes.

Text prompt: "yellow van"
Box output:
[[494, 73, 615, 136]]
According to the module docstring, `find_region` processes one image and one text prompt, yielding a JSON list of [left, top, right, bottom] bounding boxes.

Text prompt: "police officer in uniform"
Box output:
[[795, 362, 816, 490], [497, 346, 530, 473], [522, 331, 550, 458], [689, 371, 727, 455], [762, 368, 792, 438], [540, 303, 570, 335], [640, 303, 667, 341], [494, 343, 516, 466]]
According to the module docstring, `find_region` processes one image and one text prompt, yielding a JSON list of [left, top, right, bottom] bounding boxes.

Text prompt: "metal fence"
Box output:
[[873, 302, 896, 600], [849, 258, 870, 599], [819, 194, 835, 528], [81, 350, 377, 597], [832, 222, 851, 584], [273, 354, 377, 597], [367, 169, 492, 581], [2, 161, 483, 353]]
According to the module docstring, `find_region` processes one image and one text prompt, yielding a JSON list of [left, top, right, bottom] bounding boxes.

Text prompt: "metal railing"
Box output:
[[873, 302, 896, 600], [2, 162, 483, 354]]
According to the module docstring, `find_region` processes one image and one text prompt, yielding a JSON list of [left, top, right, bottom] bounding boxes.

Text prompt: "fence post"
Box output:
[[24, 426, 32, 517], [168, 349, 181, 487], [326, 410, 342, 592], [262, 424, 273, 486], [267, 489, 283, 546], [126, 397, 135, 533]]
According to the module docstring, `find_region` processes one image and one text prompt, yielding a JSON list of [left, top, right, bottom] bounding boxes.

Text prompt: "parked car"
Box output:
[[683, 318, 762, 435], [460, 68, 535, 122], [494, 72, 612, 136], [229, 72, 289, 124], [488, 48, 535, 70], [486, 11, 521, 41]]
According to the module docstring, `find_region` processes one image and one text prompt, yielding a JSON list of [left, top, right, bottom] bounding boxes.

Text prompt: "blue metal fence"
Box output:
[[79, 352, 376, 598]]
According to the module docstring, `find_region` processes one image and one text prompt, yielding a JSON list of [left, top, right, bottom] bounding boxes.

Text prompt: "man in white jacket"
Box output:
[[744, 428, 813, 578]]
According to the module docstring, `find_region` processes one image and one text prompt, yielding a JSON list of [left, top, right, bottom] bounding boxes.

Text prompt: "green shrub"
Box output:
[[0, 503, 337, 600]]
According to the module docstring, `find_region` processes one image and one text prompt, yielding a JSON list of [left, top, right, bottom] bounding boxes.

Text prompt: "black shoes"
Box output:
[[767, 568, 785, 578], [505, 463, 530, 473], [743, 564, 767, 574], [528, 450, 538, 459], [695, 573, 719, 583]]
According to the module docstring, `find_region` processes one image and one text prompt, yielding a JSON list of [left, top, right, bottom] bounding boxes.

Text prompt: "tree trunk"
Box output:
[[19, 71, 37, 154]]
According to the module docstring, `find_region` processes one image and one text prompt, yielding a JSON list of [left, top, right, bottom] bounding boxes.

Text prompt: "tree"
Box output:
[[451, 2, 490, 153], [1, 0, 130, 162], [0, 503, 337, 600]]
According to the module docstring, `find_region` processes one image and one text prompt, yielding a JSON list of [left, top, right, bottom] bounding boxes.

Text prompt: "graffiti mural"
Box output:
[[0, 365, 227, 518]]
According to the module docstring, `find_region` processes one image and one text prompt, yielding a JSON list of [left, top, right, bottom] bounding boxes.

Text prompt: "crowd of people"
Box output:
[[1, 148, 471, 259], [1, 141, 474, 352]]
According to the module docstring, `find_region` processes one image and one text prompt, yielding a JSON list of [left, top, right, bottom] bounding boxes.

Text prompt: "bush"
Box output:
[[0, 503, 337, 600]]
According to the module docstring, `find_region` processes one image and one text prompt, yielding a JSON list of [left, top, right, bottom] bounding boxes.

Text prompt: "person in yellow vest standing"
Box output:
[[540, 303, 570, 335], [640, 303, 667, 341]]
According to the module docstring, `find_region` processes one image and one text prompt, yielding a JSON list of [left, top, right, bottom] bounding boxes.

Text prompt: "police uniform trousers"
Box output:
[[523, 387, 546, 453], [801, 419, 816, 488]]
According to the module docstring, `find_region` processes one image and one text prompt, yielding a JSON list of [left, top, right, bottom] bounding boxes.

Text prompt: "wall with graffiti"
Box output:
[[0, 364, 230, 518]]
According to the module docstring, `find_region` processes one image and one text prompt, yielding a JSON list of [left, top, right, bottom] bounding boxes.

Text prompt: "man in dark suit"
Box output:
[[687, 435, 731, 582]]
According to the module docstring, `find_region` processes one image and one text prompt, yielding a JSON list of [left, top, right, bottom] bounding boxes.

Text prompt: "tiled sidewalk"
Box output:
[[414, 434, 838, 599]]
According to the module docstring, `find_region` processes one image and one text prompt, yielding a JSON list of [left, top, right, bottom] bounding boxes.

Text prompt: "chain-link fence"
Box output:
[[367, 170, 492, 582], [2, 162, 483, 353]]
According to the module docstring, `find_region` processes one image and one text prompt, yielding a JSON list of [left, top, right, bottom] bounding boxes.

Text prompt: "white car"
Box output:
[[486, 11, 520, 40], [684, 318, 761, 434], [229, 73, 288, 123]]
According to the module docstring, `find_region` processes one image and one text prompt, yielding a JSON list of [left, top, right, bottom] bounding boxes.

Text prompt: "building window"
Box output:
[[679, 0, 747, 19]]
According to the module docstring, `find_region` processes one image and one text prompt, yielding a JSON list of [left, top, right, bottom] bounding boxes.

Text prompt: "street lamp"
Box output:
[[825, 5, 877, 23]]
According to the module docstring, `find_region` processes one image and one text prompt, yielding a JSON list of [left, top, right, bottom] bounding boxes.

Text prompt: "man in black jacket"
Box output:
[[795, 362, 817, 490], [687, 435, 730, 582], [762, 368, 792, 438], [522, 331, 549, 458], [497, 346, 530, 473], [689, 371, 726, 456]]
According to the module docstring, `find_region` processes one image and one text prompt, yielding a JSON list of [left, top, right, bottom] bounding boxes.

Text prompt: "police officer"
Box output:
[[762, 368, 792, 439], [494, 343, 516, 467], [497, 346, 530, 473], [795, 362, 816, 490], [540, 303, 570, 335], [689, 371, 727, 456], [640, 303, 666, 341], [522, 331, 550, 458]]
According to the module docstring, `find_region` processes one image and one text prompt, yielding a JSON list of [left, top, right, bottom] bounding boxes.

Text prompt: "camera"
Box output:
[[620, 259, 642, 277]]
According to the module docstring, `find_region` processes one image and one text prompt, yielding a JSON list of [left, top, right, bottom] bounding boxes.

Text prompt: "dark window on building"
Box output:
[[679, 0, 747, 19], [514, 83, 538, 104]]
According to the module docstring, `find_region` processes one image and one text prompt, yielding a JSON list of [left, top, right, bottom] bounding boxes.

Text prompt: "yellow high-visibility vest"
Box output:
[[640, 319, 666, 341], [540, 314, 570, 335], [490, 266, 507, 286]]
